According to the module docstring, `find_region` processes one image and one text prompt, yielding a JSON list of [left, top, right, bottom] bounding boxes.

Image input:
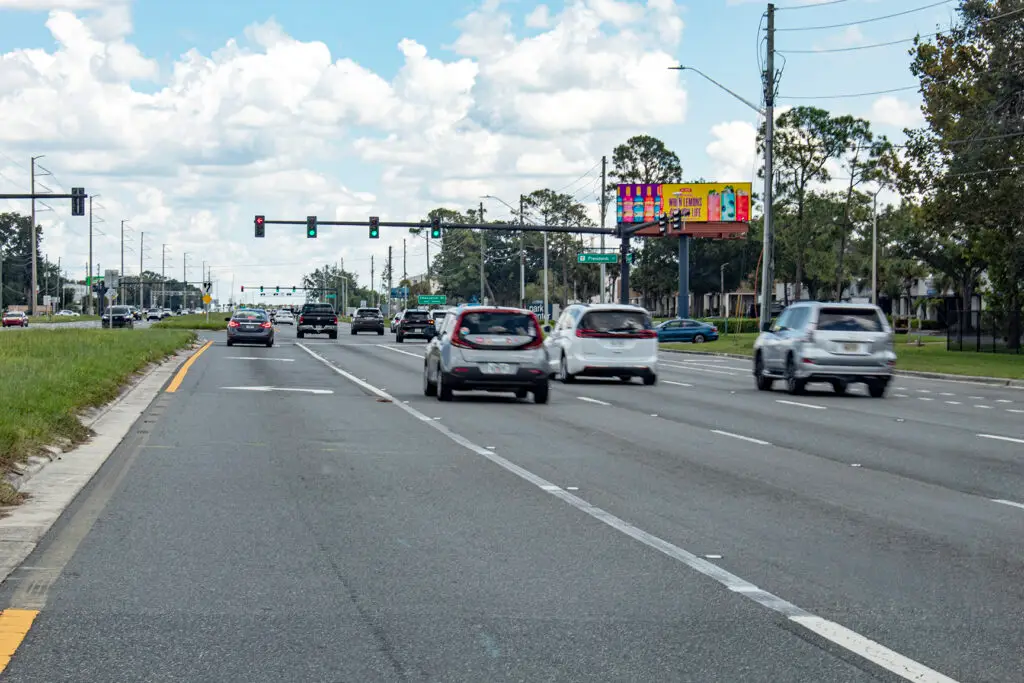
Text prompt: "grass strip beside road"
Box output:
[[27, 315, 100, 324], [0, 328, 196, 476], [152, 313, 227, 330], [662, 333, 1024, 380]]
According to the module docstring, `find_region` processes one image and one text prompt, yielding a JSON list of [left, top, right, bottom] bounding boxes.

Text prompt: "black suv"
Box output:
[[102, 305, 134, 328], [396, 309, 433, 343], [351, 307, 385, 335]]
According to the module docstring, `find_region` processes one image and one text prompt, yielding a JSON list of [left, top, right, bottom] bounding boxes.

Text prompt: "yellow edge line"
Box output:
[[0, 609, 39, 671], [165, 340, 214, 393]]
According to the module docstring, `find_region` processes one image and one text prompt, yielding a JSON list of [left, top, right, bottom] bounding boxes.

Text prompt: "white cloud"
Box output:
[[525, 4, 551, 28], [870, 96, 923, 128], [0, 0, 688, 293], [706, 120, 758, 182]]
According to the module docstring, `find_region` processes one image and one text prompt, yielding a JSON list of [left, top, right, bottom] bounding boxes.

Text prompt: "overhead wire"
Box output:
[[776, 0, 952, 31], [776, 0, 852, 9]]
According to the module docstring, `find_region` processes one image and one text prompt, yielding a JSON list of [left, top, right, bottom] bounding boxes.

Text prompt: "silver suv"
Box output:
[[423, 306, 550, 403], [752, 302, 896, 397]]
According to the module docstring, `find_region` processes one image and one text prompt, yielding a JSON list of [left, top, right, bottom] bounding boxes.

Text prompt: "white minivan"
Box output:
[[543, 304, 658, 385]]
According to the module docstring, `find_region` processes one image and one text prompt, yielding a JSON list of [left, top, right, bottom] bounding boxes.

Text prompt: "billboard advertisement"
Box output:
[[661, 183, 752, 223], [616, 184, 663, 224]]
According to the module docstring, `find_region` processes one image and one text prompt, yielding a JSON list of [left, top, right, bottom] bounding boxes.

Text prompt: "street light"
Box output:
[[671, 64, 774, 332]]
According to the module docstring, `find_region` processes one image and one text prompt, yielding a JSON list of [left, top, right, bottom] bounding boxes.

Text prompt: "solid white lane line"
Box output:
[[376, 344, 424, 359], [977, 433, 1024, 445], [663, 380, 693, 387], [776, 400, 826, 410], [295, 342, 960, 683], [710, 430, 771, 446], [577, 396, 611, 406], [221, 386, 334, 394], [992, 499, 1024, 510]]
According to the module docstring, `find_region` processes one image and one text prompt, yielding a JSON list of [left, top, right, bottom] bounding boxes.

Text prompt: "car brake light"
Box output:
[[450, 334, 472, 348], [576, 328, 596, 338], [260, 321, 272, 329], [298, 315, 305, 324], [636, 330, 658, 339], [228, 320, 240, 328], [332, 316, 339, 325], [711, 326, 718, 333]]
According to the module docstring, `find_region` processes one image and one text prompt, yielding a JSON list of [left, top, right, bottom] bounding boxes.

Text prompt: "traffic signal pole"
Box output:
[[255, 217, 614, 236]]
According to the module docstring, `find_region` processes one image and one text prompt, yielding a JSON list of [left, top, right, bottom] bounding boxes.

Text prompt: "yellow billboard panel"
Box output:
[[660, 183, 753, 223]]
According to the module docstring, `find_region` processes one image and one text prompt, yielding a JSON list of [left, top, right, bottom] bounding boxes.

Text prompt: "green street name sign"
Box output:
[[417, 294, 447, 305], [577, 252, 619, 264]]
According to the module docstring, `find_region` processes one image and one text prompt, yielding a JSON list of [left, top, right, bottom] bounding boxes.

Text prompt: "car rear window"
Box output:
[[458, 311, 537, 336], [405, 311, 429, 320], [234, 311, 267, 321], [816, 308, 883, 332], [355, 309, 379, 316], [579, 310, 652, 334]]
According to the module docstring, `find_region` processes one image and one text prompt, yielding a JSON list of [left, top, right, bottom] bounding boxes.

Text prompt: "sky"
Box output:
[[0, 0, 956, 304]]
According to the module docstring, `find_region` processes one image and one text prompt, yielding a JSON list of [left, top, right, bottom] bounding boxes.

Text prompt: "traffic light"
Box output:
[[671, 210, 683, 231], [658, 213, 668, 235], [275, 286, 280, 294], [71, 187, 86, 216], [369, 216, 380, 239], [307, 215, 317, 239], [241, 286, 245, 292], [260, 285, 264, 293], [430, 216, 441, 239], [255, 215, 265, 238], [292, 286, 297, 293]]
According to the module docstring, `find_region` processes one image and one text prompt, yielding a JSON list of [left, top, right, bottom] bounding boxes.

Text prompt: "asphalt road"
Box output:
[[1, 322, 1021, 682]]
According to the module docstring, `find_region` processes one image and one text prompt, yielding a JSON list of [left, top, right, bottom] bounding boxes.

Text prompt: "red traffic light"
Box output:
[[255, 216, 264, 225]]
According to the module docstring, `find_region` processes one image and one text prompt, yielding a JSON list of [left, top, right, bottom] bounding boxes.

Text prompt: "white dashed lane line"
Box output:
[[776, 400, 827, 411], [576, 396, 612, 406], [710, 429, 771, 446], [977, 433, 1024, 445]]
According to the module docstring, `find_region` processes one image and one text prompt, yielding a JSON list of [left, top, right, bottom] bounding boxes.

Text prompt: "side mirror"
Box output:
[[761, 321, 772, 333]]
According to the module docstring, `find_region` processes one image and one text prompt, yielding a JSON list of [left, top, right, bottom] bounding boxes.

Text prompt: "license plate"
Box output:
[[608, 339, 625, 347], [843, 343, 859, 353], [482, 363, 514, 375], [244, 325, 258, 331]]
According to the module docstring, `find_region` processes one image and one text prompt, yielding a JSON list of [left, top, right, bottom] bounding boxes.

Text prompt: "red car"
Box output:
[[2, 311, 28, 327]]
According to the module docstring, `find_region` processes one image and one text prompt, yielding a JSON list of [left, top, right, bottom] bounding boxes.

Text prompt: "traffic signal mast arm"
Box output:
[[254, 216, 616, 236]]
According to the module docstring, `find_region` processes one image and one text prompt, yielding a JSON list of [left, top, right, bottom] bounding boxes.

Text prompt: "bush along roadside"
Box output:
[[0, 328, 197, 499]]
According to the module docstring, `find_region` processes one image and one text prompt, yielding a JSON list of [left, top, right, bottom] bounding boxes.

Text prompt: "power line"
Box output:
[[776, 0, 852, 10], [780, 85, 919, 100], [777, 0, 952, 31], [555, 161, 601, 194]]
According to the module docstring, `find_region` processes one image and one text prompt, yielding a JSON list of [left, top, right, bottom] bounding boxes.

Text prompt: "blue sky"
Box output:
[[0, 0, 957, 293]]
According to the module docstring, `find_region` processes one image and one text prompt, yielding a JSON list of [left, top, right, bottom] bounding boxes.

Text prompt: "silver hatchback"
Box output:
[[423, 307, 550, 403], [752, 302, 896, 397]]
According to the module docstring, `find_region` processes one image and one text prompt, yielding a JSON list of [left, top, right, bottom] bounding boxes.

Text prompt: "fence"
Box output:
[[946, 308, 1022, 354]]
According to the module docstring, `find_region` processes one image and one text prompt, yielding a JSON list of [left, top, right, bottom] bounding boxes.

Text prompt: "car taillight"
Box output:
[[332, 317, 339, 325], [576, 328, 597, 338], [298, 315, 305, 324], [636, 330, 658, 338], [260, 321, 272, 329], [450, 334, 472, 348], [710, 326, 718, 333], [228, 320, 240, 328]]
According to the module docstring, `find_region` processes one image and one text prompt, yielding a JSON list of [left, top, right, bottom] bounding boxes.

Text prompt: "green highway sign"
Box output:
[[326, 293, 337, 299], [577, 252, 619, 264], [417, 294, 447, 305]]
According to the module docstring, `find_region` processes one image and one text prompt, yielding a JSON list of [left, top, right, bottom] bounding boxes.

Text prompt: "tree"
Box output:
[[0, 212, 38, 307], [904, 0, 1024, 346], [522, 190, 596, 305]]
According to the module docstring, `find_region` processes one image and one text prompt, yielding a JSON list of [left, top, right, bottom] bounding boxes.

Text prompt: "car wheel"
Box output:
[[533, 383, 550, 404], [437, 372, 453, 402], [226, 340, 233, 346], [423, 362, 437, 396], [868, 380, 888, 398], [560, 355, 575, 384], [618, 375, 632, 383], [754, 353, 773, 391], [643, 372, 657, 386], [396, 333, 404, 343], [515, 389, 529, 400], [329, 332, 337, 340], [831, 379, 848, 395], [350, 329, 356, 335], [297, 331, 304, 339], [693, 334, 706, 343], [785, 356, 806, 395]]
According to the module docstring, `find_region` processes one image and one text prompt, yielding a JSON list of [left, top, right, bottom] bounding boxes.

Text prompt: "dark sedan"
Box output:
[[226, 310, 274, 347], [101, 306, 134, 329]]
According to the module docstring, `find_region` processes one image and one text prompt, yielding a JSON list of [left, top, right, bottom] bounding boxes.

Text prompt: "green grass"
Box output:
[[27, 315, 100, 324], [0, 328, 196, 470], [661, 333, 1024, 379], [152, 313, 228, 330]]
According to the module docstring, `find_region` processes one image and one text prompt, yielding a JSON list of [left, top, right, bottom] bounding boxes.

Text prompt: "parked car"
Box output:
[[423, 306, 549, 403], [544, 304, 658, 384], [656, 319, 719, 343], [56, 310, 79, 317], [752, 301, 895, 397], [1, 311, 28, 328]]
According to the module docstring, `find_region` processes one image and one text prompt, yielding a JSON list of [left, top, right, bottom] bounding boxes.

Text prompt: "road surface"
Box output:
[[1, 323, 1021, 682]]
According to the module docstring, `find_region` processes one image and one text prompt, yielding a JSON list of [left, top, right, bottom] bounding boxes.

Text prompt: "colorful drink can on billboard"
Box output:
[[616, 194, 624, 223], [707, 190, 721, 222], [736, 188, 750, 222], [721, 186, 736, 222], [621, 187, 634, 223], [644, 186, 655, 222], [633, 188, 645, 222]]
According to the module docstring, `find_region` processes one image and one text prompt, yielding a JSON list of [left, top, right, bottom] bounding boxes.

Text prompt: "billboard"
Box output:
[[616, 183, 753, 224], [661, 183, 752, 223]]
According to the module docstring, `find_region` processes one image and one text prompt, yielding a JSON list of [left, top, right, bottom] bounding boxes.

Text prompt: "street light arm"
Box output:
[[670, 66, 765, 116]]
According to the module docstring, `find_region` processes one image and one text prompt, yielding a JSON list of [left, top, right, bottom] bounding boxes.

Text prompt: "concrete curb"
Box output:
[[0, 344, 198, 585], [660, 348, 1024, 388]]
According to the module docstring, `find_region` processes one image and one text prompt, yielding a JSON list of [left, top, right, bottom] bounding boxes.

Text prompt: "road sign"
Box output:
[[417, 294, 447, 305], [391, 286, 409, 298], [577, 252, 619, 264], [202, 294, 212, 304], [326, 293, 337, 299]]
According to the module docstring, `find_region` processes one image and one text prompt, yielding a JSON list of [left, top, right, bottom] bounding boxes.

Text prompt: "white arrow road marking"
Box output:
[[221, 386, 334, 394]]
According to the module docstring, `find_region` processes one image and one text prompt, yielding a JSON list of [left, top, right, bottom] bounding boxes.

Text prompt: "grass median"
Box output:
[[152, 313, 228, 330], [661, 333, 1024, 380], [0, 328, 196, 494], [27, 315, 100, 324]]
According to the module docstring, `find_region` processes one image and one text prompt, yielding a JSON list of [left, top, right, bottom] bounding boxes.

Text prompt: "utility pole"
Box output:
[[87, 195, 94, 314], [370, 255, 375, 307], [30, 155, 42, 315], [139, 232, 145, 308], [479, 201, 486, 303], [120, 219, 127, 305], [599, 156, 608, 303], [161, 244, 168, 309], [0, 249, 4, 313], [387, 245, 393, 315], [520, 194, 526, 308], [543, 231, 549, 321], [759, 2, 776, 332], [426, 236, 431, 294], [402, 238, 407, 311], [183, 253, 188, 312], [57, 256, 61, 311], [871, 190, 879, 306]]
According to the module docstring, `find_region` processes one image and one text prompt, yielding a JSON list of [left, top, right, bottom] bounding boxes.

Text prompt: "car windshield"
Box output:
[[579, 310, 652, 333], [458, 311, 536, 336], [233, 311, 267, 321], [817, 308, 883, 332], [405, 311, 429, 320]]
